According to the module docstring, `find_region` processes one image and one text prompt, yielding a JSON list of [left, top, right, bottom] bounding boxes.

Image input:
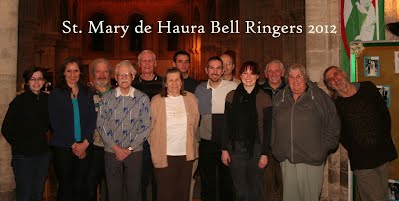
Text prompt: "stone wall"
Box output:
[[0, 0, 18, 201]]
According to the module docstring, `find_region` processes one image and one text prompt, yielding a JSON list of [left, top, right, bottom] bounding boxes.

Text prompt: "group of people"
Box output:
[[1, 48, 397, 201]]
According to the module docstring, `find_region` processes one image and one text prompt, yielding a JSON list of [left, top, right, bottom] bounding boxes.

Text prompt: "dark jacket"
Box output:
[[271, 81, 340, 165], [262, 80, 286, 98], [223, 87, 273, 155], [48, 86, 97, 148], [184, 76, 199, 93], [2, 90, 49, 156]]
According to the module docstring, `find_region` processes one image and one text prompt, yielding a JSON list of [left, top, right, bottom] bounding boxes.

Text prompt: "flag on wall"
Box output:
[[340, 0, 385, 75]]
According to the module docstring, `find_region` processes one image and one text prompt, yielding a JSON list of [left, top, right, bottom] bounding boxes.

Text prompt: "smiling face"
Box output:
[[288, 69, 306, 96], [64, 62, 80, 87], [166, 71, 182, 97], [93, 62, 110, 88], [28, 71, 45, 94], [205, 60, 224, 83], [115, 65, 134, 91], [241, 68, 259, 88], [265, 63, 284, 86], [139, 52, 156, 74], [324, 67, 349, 93]]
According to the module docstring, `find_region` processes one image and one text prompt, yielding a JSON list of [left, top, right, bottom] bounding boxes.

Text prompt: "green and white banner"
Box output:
[[340, 0, 385, 75]]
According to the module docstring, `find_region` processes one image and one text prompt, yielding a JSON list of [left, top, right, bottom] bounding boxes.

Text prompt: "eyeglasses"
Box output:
[[29, 77, 45, 82], [116, 73, 132, 78], [288, 74, 305, 81], [223, 62, 233, 66]]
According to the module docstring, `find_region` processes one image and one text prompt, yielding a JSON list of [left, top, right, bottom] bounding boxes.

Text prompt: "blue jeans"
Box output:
[[12, 152, 50, 201]]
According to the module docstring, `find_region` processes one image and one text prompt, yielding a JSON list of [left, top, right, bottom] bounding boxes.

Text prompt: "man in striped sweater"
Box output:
[[97, 60, 151, 201]]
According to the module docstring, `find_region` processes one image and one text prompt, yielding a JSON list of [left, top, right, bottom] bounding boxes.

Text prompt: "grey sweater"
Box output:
[[271, 81, 340, 165], [97, 88, 151, 153]]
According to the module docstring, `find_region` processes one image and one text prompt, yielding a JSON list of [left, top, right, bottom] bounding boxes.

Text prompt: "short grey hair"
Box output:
[[138, 50, 156, 61], [115, 60, 136, 75], [287, 63, 308, 80], [90, 58, 112, 78], [265, 59, 284, 72]]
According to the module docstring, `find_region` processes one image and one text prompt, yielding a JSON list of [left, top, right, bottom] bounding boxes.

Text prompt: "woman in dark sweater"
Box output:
[[48, 57, 97, 201], [221, 61, 273, 201], [2, 67, 50, 201]]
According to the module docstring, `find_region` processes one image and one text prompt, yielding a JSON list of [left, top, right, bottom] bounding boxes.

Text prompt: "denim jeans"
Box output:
[[12, 152, 50, 201]]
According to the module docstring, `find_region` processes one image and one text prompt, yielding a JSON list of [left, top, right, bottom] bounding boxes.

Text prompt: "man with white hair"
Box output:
[[97, 60, 151, 201], [133, 50, 163, 201], [261, 59, 285, 201]]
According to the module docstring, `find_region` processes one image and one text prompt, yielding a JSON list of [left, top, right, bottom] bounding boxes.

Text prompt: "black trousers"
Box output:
[[53, 146, 92, 201], [87, 145, 108, 201], [141, 141, 157, 201], [199, 139, 235, 201], [229, 143, 264, 201]]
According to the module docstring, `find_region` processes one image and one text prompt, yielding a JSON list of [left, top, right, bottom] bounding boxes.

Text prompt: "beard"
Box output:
[[94, 79, 109, 87]]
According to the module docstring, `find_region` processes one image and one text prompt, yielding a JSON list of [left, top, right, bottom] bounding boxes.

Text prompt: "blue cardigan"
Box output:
[[48, 87, 97, 148]]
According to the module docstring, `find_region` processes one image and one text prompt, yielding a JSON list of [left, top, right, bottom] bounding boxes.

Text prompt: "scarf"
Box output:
[[231, 83, 259, 157]]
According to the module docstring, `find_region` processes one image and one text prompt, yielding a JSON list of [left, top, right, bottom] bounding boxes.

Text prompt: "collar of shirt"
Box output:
[[206, 79, 227, 90], [115, 86, 135, 98]]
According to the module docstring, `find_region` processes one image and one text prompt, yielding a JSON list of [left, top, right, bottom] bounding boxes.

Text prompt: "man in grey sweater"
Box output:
[[97, 60, 151, 201]]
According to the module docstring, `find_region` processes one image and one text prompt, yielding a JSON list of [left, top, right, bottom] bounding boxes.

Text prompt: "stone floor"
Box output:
[[43, 164, 203, 201]]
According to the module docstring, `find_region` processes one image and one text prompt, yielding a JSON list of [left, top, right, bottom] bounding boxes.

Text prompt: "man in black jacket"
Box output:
[[262, 59, 285, 201]]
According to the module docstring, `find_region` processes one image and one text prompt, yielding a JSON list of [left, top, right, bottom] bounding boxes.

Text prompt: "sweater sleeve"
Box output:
[[1, 98, 18, 145], [129, 95, 152, 151], [97, 94, 116, 149], [371, 82, 391, 134]]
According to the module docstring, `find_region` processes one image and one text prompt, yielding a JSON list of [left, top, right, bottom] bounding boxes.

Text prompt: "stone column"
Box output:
[[306, 0, 347, 201], [0, 0, 19, 201]]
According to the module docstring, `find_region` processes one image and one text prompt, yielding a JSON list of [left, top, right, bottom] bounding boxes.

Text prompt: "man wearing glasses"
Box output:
[[133, 50, 163, 201], [220, 53, 241, 84], [97, 60, 151, 201]]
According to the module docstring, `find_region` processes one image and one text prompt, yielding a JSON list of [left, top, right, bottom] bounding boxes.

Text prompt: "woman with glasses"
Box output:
[[2, 67, 50, 201], [221, 61, 272, 201], [271, 64, 340, 201], [48, 56, 97, 201]]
